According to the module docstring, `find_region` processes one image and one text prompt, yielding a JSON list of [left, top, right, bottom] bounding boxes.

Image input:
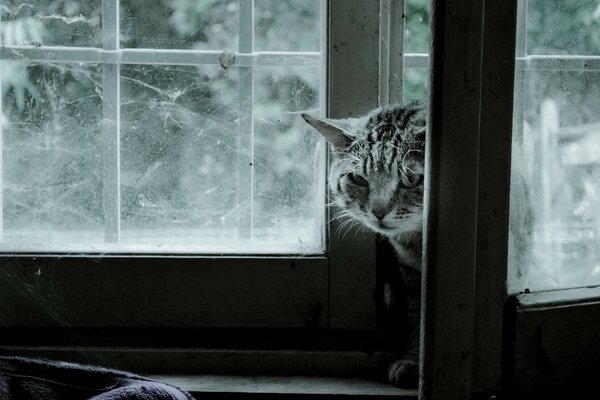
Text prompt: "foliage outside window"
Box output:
[[0, 0, 325, 254]]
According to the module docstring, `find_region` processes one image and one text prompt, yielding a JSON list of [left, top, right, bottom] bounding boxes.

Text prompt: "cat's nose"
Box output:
[[373, 210, 388, 221]]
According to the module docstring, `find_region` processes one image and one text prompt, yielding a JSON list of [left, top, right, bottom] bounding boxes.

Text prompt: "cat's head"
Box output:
[[302, 103, 426, 237]]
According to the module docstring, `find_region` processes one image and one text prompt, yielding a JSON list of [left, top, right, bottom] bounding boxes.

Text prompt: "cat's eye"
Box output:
[[348, 173, 369, 187], [400, 174, 423, 188]]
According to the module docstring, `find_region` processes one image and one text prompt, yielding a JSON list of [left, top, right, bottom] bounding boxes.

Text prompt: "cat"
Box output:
[[302, 101, 426, 388]]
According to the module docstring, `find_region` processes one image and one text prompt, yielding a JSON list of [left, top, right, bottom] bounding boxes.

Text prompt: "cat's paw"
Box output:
[[387, 358, 419, 388]]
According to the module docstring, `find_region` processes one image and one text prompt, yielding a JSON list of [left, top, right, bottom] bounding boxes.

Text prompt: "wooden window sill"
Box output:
[[152, 374, 417, 399]]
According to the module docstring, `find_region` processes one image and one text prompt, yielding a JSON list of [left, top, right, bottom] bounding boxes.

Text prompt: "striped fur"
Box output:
[[302, 102, 426, 388]]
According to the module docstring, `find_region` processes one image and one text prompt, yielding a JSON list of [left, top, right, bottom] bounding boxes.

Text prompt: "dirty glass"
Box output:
[[0, 1, 324, 254], [1, 0, 102, 47], [403, 0, 429, 102], [254, 0, 320, 52], [253, 65, 321, 251], [2, 62, 104, 247], [120, 0, 238, 50], [508, 0, 600, 292]]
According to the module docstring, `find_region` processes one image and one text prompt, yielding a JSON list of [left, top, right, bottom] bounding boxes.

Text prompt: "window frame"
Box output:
[[419, 0, 518, 397], [0, 0, 387, 336], [506, 0, 600, 395], [423, 0, 600, 398], [9, 1, 593, 397]]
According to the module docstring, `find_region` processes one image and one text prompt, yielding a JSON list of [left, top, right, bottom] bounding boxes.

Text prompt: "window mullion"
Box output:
[[327, 0, 379, 329], [378, 0, 404, 106], [0, 47, 321, 66], [421, 0, 485, 397], [512, 0, 527, 148], [472, 0, 518, 392], [236, 0, 254, 240], [0, 7, 4, 243], [102, 0, 121, 242]]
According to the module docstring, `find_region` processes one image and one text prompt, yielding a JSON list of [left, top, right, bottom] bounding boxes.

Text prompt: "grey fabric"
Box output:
[[0, 356, 194, 400]]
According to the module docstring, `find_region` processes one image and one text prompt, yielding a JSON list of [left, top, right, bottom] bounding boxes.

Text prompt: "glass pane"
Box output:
[[0, 1, 323, 254], [509, 0, 600, 292], [403, 0, 429, 102], [404, 0, 429, 54], [254, 65, 323, 252], [1, 0, 101, 47], [254, 0, 320, 52], [120, 0, 238, 50], [403, 68, 428, 102], [527, 0, 600, 56], [120, 64, 244, 251], [1, 62, 104, 250]]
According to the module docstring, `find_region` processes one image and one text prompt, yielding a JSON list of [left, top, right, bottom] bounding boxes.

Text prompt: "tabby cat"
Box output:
[[302, 102, 426, 388]]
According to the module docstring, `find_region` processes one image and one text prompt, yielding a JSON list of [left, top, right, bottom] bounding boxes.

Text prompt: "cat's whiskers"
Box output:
[[331, 209, 352, 222], [335, 219, 353, 236], [341, 219, 363, 239], [302, 101, 425, 388]]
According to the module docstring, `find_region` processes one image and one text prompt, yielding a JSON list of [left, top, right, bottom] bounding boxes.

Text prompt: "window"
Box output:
[[507, 0, 600, 394], [10, 0, 594, 398], [509, 0, 600, 292], [0, 0, 388, 350], [0, 0, 324, 254]]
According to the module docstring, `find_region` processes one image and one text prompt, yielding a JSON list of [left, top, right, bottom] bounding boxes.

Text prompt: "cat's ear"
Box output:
[[301, 113, 356, 150]]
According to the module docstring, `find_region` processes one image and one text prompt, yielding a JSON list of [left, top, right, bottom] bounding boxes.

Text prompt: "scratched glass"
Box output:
[[254, 0, 320, 52], [120, 0, 239, 50], [0, 1, 323, 253], [1, 62, 105, 249], [0, 0, 102, 47], [508, 0, 600, 292], [119, 64, 244, 251], [253, 65, 323, 252]]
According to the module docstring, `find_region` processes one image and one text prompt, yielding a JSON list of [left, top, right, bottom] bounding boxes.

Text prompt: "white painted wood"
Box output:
[[516, 55, 600, 70], [235, 0, 254, 239], [379, 0, 404, 106], [405, 53, 429, 69], [101, 0, 120, 242], [0, 47, 321, 66], [516, 286, 600, 309]]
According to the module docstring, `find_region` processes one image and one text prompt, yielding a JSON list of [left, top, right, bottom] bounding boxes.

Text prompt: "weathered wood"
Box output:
[[152, 375, 416, 398], [473, 0, 518, 393], [513, 288, 600, 392], [327, 0, 379, 329], [379, 0, 404, 106], [0, 257, 328, 328], [0, 347, 397, 378], [420, 0, 484, 398]]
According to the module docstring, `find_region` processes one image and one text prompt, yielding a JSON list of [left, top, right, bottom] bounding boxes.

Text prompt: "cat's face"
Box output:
[[303, 104, 426, 237]]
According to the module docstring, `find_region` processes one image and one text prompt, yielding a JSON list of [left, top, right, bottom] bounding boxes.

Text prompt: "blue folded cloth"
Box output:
[[0, 356, 194, 400]]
